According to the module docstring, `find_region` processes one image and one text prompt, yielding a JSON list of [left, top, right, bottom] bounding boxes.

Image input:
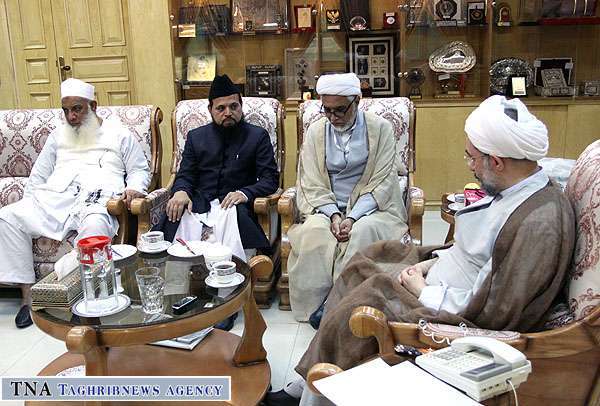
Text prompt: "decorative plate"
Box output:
[[489, 58, 535, 95], [429, 41, 476, 73]]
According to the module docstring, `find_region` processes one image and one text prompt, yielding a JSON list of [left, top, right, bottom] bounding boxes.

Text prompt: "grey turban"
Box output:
[[316, 73, 361, 96], [465, 95, 548, 161]]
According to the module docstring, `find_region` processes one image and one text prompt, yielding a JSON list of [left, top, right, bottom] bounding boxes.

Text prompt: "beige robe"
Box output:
[[288, 112, 408, 321]]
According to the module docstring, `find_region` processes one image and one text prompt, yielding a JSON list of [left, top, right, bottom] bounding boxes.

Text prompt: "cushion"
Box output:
[[298, 98, 413, 173], [0, 177, 26, 206], [565, 140, 600, 320], [173, 97, 281, 171]]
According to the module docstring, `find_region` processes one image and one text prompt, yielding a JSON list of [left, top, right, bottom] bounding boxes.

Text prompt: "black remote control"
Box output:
[[172, 295, 198, 315]]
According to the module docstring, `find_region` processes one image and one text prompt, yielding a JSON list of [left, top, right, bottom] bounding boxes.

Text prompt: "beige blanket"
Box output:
[[296, 183, 575, 377]]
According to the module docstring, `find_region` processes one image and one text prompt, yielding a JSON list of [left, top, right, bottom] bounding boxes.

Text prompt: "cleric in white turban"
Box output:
[[0, 78, 150, 328], [316, 72, 362, 97], [286, 71, 408, 322], [465, 95, 549, 162]]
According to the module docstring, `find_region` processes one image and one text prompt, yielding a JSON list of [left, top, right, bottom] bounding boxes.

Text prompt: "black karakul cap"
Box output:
[[208, 74, 240, 102]]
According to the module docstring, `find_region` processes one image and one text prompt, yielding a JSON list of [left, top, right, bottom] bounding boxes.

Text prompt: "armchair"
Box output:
[[277, 97, 425, 310], [131, 97, 285, 307], [0, 106, 163, 280], [307, 140, 600, 406]]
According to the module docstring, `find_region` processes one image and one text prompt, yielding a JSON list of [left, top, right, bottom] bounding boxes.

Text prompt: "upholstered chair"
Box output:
[[307, 140, 600, 406], [0, 106, 163, 280], [276, 98, 425, 310], [131, 97, 285, 307]]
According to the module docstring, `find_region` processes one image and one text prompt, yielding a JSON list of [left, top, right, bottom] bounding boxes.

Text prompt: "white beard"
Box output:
[[60, 113, 101, 150]]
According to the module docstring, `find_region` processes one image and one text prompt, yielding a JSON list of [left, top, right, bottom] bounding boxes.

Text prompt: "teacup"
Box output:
[[209, 260, 236, 284], [139, 231, 165, 250], [204, 244, 232, 270]]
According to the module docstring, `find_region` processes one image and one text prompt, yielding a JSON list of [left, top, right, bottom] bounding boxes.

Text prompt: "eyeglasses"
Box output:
[[319, 96, 357, 118], [213, 102, 241, 113], [464, 152, 488, 166]]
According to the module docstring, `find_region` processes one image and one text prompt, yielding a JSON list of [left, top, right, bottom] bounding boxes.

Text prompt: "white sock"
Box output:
[[283, 378, 305, 399]]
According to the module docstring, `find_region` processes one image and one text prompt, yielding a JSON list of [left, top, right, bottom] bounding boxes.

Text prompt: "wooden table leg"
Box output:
[[445, 223, 455, 244], [66, 326, 108, 376]]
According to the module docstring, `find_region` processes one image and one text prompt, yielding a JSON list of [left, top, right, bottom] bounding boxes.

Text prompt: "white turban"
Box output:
[[316, 73, 361, 96], [465, 95, 548, 161], [61, 78, 95, 100]]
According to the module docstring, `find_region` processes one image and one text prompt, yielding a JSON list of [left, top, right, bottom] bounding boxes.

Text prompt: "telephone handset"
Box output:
[[416, 336, 532, 401]]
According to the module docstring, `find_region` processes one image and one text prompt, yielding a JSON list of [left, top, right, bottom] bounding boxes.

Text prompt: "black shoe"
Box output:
[[309, 298, 327, 330], [15, 305, 33, 329], [214, 312, 238, 331], [264, 389, 300, 406]]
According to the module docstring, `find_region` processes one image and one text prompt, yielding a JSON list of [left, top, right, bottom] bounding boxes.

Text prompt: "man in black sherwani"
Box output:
[[157, 74, 279, 254]]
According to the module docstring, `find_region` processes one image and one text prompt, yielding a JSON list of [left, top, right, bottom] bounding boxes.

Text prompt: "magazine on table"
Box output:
[[150, 327, 214, 350]]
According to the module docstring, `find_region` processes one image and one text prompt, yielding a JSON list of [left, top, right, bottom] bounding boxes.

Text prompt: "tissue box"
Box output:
[[31, 269, 83, 310]]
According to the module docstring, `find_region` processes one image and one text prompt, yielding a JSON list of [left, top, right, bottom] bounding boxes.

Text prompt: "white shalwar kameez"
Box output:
[[0, 120, 150, 284]]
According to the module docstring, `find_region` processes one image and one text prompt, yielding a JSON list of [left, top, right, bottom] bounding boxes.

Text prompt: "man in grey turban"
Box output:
[[266, 95, 575, 406], [286, 72, 408, 323]]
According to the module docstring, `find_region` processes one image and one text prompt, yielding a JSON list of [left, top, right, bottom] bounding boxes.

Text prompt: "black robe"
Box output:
[[155, 120, 279, 250]]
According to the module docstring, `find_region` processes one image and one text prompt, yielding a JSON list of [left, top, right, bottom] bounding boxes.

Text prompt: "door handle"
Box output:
[[58, 56, 71, 81]]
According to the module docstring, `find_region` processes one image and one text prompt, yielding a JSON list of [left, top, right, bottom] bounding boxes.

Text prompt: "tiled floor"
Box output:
[[0, 210, 448, 404]]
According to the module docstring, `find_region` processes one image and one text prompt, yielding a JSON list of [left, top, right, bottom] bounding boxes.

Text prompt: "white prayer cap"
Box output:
[[465, 95, 548, 161], [61, 78, 95, 101], [316, 73, 361, 96]]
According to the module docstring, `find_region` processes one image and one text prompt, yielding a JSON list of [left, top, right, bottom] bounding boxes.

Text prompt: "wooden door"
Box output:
[[50, 0, 134, 106], [6, 0, 62, 108]]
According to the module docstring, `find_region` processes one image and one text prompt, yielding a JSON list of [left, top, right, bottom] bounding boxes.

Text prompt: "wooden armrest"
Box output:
[[277, 191, 296, 217], [130, 197, 150, 215], [407, 187, 425, 246], [254, 189, 283, 215], [106, 198, 126, 215], [307, 363, 344, 395], [248, 254, 273, 282], [349, 306, 395, 355]]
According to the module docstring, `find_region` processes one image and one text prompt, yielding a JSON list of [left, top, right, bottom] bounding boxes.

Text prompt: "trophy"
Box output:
[[402, 68, 426, 99]]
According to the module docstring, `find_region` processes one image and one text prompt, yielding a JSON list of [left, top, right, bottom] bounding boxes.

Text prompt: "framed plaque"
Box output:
[[434, 0, 464, 26], [284, 48, 317, 101], [347, 35, 395, 96], [186, 55, 216, 83], [383, 12, 398, 28], [508, 76, 528, 97], [245, 65, 282, 97], [341, 0, 370, 31], [178, 6, 198, 38], [294, 6, 314, 32], [326, 9, 341, 30], [496, 2, 512, 26], [231, 0, 288, 33], [467, 1, 486, 25], [533, 58, 573, 86]]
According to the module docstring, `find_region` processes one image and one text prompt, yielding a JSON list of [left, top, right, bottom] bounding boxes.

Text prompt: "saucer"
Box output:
[[138, 241, 171, 254], [111, 244, 137, 260], [447, 193, 465, 203], [205, 272, 245, 288], [448, 202, 465, 212], [167, 241, 209, 258], [72, 294, 130, 317]]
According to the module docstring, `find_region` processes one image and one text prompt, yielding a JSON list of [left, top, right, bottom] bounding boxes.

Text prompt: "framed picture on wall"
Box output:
[[186, 55, 216, 83], [246, 65, 282, 97], [347, 35, 395, 96]]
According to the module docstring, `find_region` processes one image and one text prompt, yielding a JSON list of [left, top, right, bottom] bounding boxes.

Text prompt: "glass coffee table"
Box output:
[[31, 249, 270, 406]]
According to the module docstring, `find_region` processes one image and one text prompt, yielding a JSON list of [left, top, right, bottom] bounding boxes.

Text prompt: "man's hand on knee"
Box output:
[[220, 191, 247, 209], [330, 213, 344, 241], [122, 189, 145, 209], [399, 267, 426, 297], [166, 191, 192, 222]]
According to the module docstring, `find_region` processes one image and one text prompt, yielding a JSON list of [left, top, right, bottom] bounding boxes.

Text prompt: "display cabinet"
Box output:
[[169, 0, 600, 102], [168, 0, 600, 201]]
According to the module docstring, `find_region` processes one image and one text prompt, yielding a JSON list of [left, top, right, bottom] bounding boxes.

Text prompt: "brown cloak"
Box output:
[[296, 183, 575, 377]]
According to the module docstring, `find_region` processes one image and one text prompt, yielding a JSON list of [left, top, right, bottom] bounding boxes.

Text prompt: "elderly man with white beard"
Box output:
[[0, 78, 150, 328]]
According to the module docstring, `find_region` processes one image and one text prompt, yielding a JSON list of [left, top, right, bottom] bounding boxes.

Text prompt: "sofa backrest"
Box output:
[[171, 97, 284, 186], [565, 140, 600, 321], [297, 97, 415, 174], [0, 106, 158, 179]]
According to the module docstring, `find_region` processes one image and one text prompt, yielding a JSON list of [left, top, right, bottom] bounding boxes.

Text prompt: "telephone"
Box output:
[[415, 336, 532, 401]]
